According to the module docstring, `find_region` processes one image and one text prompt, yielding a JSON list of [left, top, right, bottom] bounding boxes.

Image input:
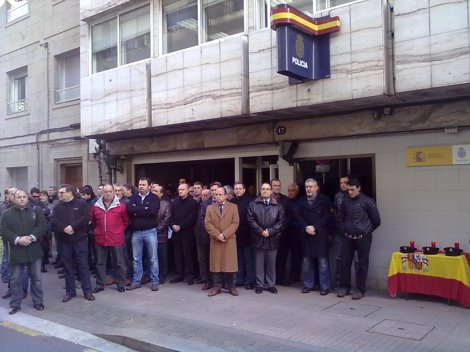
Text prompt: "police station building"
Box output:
[[79, 0, 470, 289]]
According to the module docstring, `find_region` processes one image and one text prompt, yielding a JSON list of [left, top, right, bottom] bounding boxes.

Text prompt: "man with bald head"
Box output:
[[169, 183, 199, 284], [205, 187, 239, 297], [1, 190, 47, 314]]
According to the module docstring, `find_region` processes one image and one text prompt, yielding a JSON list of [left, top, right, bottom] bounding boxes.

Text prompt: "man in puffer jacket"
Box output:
[[247, 183, 286, 295], [90, 184, 129, 293]]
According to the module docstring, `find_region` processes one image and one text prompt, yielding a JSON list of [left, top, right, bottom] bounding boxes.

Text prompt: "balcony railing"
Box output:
[[56, 85, 80, 103], [7, 1, 29, 23], [7, 99, 28, 114]]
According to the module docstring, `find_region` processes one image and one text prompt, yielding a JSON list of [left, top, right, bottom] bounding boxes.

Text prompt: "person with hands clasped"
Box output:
[[246, 183, 286, 295], [1, 190, 47, 314]]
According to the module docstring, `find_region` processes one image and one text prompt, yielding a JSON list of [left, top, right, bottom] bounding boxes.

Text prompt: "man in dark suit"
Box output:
[[169, 183, 199, 284]]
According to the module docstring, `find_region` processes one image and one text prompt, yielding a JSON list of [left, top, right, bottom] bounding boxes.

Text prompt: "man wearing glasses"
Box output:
[[247, 183, 286, 294], [51, 185, 95, 302]]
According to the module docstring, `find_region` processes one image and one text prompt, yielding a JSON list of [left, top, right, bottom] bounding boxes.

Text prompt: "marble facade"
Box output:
[[80, 0, 469, 138]]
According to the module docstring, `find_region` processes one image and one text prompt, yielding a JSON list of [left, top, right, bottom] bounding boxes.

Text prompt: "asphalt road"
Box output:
[[0, 321, 91, 352]]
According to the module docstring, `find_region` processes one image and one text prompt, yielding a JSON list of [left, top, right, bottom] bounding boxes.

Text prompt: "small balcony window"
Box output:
[[7, 0, 29, 23]]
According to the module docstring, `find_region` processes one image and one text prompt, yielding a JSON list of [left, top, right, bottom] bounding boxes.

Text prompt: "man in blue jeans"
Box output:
[[1, 190, 47, 314], [296, 178, 332, 296], [126, 177, 160, 291]]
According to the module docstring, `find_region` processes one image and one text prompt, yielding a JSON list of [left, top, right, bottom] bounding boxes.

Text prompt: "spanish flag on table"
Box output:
[[387, 252, 470, 308]]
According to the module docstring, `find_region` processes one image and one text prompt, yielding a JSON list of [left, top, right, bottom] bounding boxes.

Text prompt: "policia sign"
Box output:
[[271, 4, 340, 83]]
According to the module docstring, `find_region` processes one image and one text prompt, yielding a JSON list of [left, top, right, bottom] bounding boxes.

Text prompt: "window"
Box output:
[[6, 167, 28, 191], [91, 5, 150, 73], [120, 6, 151, 65], [56, 51, 80, 103], [162, 0, 245, 54], [8, 67, 28, 114], [162, 0, 198, 54], [315, 0, 354, 11], [6, 0, 29, 23], [203, 0, 244, 42], [259, 0, 356, 28], [92, 18, 118, 73]]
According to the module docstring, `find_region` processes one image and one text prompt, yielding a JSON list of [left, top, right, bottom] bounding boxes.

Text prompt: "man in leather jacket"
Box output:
[[337, 178, 381, 300], [247, 183, 286, 294]]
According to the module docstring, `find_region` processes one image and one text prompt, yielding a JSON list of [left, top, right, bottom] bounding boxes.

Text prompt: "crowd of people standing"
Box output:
[[0, 175, 380, 315]]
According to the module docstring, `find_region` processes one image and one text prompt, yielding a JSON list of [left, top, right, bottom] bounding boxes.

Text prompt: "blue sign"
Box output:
[[277, 26, 331, 82]]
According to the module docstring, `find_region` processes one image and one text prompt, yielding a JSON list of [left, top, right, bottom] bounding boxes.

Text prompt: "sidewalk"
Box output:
[[1, 268, 469, 352]]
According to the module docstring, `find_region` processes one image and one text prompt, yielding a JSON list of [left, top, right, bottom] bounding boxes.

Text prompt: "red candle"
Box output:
[[431, 241, 436, 247], [454, 242, 460, 249], [409, 240, 415, 248]]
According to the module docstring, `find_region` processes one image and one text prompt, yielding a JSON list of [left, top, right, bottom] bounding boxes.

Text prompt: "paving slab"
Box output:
[[0, 268, 469, 352]]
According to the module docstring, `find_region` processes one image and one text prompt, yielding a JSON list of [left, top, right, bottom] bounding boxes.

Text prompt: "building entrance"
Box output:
[[134, 158, 235, 189], [296, 155, 375, 200]]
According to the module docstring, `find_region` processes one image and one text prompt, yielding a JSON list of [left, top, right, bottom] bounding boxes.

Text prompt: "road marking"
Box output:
[[0, 321, 42, 336]]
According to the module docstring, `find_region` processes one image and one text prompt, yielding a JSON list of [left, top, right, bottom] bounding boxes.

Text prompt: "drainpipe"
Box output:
[[38, 40, 50, 188]]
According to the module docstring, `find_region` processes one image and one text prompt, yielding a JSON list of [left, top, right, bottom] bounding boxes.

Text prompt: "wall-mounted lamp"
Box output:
[[382, 107, 393, 116]]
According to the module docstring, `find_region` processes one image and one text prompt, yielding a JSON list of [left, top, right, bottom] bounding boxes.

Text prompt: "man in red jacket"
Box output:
[[90, 184, 129, 293]]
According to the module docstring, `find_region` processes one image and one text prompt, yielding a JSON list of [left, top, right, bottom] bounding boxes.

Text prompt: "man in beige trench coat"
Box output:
[[205, 187, 239, 297]]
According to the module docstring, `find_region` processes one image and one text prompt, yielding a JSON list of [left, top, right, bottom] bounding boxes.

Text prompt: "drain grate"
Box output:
[[323, 302, 381, 317], [367, 319, 434, 340]]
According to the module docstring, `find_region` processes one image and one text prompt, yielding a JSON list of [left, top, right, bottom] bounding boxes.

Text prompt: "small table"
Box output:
[[388, 251, 470, 308]]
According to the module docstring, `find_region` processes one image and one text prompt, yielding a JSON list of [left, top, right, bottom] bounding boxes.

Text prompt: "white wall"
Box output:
[[296, 129, 470, 289]]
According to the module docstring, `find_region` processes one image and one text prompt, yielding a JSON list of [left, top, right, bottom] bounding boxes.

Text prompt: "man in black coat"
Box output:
[[231, 182, 255, 290], [169, 183, 199, 285], [51, 184, 95, 302], [296, 178, 332, 295]]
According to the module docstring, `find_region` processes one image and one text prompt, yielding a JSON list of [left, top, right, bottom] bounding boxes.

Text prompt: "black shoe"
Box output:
[[245, 283, 254, 290], [9, 307, 21, 315], [58, 274, 65, 279], [320, 290, 329, 296], [195, 279, 204, 284], [23, 290, 27, 299], [301, 287, 312, 293], [235, 282, 244, 287], [53, 263, 63, 269], [62, 295, 75, 302], [34, 303, 45, 311], [255, 286, 263, 294], [84, 292, 95, 301], [169, 276, 184, 284], [2, 290, 11, 299], [187, 279, 194, 285], [160, 279, 166, 285], [266, 286, 278, 294], [151, 284, 159, 291], [117, 286, 125, 293], [57, 269, 65, 275], [140, 276, 150, 285], [92, 287, 104, 293], [337, 289, 350, 298]]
